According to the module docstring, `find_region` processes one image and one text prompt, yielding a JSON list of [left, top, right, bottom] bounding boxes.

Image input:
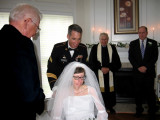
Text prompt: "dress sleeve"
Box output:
[[46, 86, 63, 120], [88, 86, 108, 120]]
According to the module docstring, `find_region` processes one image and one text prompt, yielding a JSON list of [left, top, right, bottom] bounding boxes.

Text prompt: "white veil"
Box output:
[[47, 61, 105, 120]]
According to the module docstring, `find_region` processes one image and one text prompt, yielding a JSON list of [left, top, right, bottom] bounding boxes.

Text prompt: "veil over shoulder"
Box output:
[[39, 62, 108, 120]]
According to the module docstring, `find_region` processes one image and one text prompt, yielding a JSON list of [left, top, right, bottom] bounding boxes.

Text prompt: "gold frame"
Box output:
[[114, 0, 139, 34]]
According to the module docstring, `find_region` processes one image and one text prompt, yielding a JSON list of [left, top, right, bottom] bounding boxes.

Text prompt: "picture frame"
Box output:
[[114, 0, 139, 34]]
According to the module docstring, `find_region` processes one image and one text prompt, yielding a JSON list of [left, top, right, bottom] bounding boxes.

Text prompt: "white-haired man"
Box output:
[[0, 3, 45, 120]]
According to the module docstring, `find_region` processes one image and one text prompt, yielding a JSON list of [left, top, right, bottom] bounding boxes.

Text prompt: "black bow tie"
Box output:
[[68, 48, 75, 51]]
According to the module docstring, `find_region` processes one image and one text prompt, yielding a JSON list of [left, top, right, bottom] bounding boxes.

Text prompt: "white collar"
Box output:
[[68, 42, 74, 49]]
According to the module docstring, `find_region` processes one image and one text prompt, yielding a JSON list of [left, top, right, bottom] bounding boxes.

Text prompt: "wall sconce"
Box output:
[[152, 27, 155, 40]]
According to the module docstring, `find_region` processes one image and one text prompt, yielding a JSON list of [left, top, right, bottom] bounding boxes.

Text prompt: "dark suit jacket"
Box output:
[[129, 38, 158, 78], [0, 25, 45, 119], [47, 41, 88, 89], [89, 43, 121, 83]]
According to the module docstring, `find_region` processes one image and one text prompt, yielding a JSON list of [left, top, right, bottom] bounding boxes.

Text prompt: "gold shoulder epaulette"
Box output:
[[79, 43, 87, 48], [55, 42, 66, 48]]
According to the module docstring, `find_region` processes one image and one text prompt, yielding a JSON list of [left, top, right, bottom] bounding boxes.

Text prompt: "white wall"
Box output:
[[0, 0, 160, 75], [77, 0, 160, 43], [79, 0, 160, 75]]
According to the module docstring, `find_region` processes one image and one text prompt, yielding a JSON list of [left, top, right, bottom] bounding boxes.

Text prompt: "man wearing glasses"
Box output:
[[0, 3, 45, 120]]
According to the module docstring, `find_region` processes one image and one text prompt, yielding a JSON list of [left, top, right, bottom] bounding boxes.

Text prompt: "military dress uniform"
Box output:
[[47, 41, 88, 89]]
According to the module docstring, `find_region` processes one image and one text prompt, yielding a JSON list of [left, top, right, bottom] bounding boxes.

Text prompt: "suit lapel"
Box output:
[[72, 48, 79, 58], [135, 40, 143, 60], [143, 39, 150, 60], [64, 41, 72, 59]]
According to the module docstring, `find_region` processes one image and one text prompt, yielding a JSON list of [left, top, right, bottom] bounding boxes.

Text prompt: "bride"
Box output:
[[37, 62, 108, 120]]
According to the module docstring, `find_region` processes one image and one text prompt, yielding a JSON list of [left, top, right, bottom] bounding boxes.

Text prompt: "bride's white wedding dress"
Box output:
[[63, 95, 96, 120], [36, 86, 108, 120]]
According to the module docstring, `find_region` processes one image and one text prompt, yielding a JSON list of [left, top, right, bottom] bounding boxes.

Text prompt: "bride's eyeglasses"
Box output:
[[73, 76, 86, 80]]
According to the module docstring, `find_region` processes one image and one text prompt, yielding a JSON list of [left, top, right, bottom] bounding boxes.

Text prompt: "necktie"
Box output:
[[141, 41, 145, 59]]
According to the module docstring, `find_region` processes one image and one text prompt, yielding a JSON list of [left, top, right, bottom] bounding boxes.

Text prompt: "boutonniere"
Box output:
[[148, 42, 152, 46]]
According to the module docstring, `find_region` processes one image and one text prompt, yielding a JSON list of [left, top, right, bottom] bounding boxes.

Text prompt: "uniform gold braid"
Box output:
[[47, 73, 57, 80], [49, 57, 52, 63]]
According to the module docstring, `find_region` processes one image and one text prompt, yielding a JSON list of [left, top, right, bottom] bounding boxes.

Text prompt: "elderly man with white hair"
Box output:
[[0, 3, 45, 120]]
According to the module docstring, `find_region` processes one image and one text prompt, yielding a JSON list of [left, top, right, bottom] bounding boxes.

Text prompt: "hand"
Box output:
[[101, 67, 110, 74], [138, 66, 147, 73], [76, 55, 83, 62]]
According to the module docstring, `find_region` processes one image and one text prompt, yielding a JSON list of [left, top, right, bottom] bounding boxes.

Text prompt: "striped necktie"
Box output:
[[141, 40, 145, 59]]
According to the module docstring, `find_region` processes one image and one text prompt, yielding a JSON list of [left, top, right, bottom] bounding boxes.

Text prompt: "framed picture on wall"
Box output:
[[114, 0, 139, 34]]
